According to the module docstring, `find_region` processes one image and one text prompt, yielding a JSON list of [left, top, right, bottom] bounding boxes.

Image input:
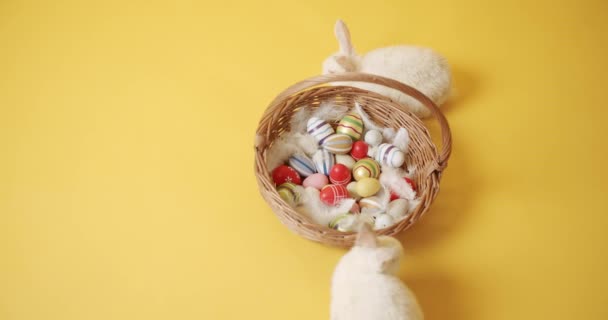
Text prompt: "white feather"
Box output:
[[354, 102, 383, 132], [380, 167, 416, 200], [312, 102, 349, 122], [392, 128, 410, 154], [290, 106, 312, 133]]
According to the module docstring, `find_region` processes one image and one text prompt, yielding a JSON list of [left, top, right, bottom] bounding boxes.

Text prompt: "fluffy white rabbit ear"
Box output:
[[335, 19, 355, 55], [355, 222, 377, 248]]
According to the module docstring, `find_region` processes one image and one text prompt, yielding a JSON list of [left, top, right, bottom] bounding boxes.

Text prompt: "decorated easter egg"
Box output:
[[277, 182, 300, 205], [320, 184, 349, 206], [346, 181, 361, 200], [303, 173, 329, 189], [355, 177, 381, 197], [390, 177, 418, 200], [359, 196, 383, 212], [350, 202, 360, 213], [374, 213, 394, 230], [288, 154, 316, 177], [375, 143, 405, 168], [272, 165, 301, 185], [329, 164, 352, 185], [364, 129, 383, 146], [307, 117, 334, 144], [322, 133, 353, 154], [336, 112, 364, 140], [329, 214, 357, 232], [387, 199, 410, 219], [312, 149, 335, 176], [350, 141, 369, 161], [335, 154, 356, 170], [352, 158, 381, 181]]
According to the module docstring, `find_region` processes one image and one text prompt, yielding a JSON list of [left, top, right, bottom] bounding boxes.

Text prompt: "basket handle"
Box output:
[[267, 72, 452, 171]]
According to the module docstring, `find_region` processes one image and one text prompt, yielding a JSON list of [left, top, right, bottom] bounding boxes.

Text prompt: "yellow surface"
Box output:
[[1, 0, 607, 319]]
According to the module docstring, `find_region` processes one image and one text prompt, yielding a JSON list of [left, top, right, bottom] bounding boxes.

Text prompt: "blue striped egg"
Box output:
[[288, 154, 316, 177], [307, 117, 334, 145], [321, 133, 353, 154], [312, 149, 335, 176], [375, 143, 406, 168]]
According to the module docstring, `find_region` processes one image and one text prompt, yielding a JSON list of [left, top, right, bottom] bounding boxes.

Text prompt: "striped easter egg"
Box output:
[[312, 149, 335, 176], [288, 154, 316, 177], [321, 133, 353, 154], [375, 143, 406, 168], [352, 158, 381, 181], [277, 182, 300, 205], [336, 113, 364, 140], [319, 184, 349, 206], [359, 196, 383, 213], [307, 117, 334, 145]]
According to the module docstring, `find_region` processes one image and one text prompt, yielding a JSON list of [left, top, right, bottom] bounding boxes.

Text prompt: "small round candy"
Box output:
[[364, 130, 383, 146], [350, 141, 369, 161], [374, 214, 394, 230], [335, 154, 356, 170], [355, 177, 381, 197], [277, 182, 300, 205], [329, 164, 352, 185], [320, 184, 349, 206], [303, 173, 329, 190], [352, 158, 381, 181], [272, 165, 301, 185]]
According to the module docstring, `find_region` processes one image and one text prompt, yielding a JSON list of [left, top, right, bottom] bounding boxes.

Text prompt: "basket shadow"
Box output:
[[402, 270, 475, 320]]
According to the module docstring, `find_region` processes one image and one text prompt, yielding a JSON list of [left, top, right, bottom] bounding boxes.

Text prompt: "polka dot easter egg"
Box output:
[[352, 158, 381, 181], [288, 154, 316, 177], [312, 149, 335, 176], [319, 184, 349, 206], [272, 165, 301, 185], [375, 143, 406, 168], [307, 117, 334, 145], [374, 214, 394, 230], [336, 112, 364, 140], [277, 182, 300, 205], [322, 133, 353, 154], [329, 164, 352, 185]]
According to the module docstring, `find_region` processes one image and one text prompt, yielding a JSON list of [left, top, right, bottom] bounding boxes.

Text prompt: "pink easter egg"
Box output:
[[272, 165, 302, 185], [303, 173, 329, 189], [320, 184, 349, 206], [329, 164, 352, 185], [350, 141, 369, 161]]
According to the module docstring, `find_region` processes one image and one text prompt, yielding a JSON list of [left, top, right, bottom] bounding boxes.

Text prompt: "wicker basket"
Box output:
[[254, 73, 452, 247]]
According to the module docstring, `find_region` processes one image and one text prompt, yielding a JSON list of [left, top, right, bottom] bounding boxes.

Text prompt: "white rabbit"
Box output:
[[322, 20, 451, 118], [330, 223, 423, 320]]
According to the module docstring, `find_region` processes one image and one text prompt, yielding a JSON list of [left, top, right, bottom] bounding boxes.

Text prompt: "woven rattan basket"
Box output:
[[255, 73, 452, 247]]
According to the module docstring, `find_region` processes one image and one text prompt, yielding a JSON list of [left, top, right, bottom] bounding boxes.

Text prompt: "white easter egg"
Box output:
[[364, 129, 383, 146], [374, 214, 394, 230], [335, 154, 356, 170]]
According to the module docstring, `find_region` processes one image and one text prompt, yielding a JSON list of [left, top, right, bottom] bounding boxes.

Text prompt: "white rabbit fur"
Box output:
[[322, 20, 451, 119], [331, 224, 423, 320]]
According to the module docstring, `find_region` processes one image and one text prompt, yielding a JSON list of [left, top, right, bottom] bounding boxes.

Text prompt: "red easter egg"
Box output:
[[272, 165, 302, 185], [390, 177, 417, 200], [350, 141, 369, 160], [320, 184, 349, 206], [329, 164, 352, 185]]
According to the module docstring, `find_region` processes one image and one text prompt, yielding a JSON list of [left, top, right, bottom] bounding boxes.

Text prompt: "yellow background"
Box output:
[[1, 0, 607, 319]]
